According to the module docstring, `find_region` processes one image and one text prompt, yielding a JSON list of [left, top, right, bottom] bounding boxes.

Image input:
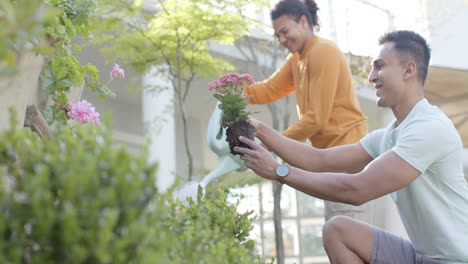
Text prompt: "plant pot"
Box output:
[[225, 119, 255, 155]]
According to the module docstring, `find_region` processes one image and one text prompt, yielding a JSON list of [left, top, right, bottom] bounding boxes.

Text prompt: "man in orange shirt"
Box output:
[[244, 0, 368, 220]]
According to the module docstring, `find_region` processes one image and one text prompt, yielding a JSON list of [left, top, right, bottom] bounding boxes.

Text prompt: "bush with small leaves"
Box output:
[[0, 116, 271, 264]]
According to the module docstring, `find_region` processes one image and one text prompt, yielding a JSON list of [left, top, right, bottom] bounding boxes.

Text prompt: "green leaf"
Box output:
[[40, 66, 56, 93]]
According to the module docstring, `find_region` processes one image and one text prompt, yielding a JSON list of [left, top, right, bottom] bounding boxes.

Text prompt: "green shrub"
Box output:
[[0, 117, 271, 264]]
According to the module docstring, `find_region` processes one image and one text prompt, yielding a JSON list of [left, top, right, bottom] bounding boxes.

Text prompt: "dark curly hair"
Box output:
[[271, 0, 320, 31], [379, 30, 431, 84]]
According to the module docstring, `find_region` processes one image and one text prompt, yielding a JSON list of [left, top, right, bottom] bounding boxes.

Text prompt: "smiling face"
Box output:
[[368, 42, 408, 109], [273, 15, 310, 53]]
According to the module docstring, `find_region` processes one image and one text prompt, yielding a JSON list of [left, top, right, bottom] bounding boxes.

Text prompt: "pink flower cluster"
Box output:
[[67, 100, 100, 126], [110, 64, 125, 79], [208, 73, 255, 96]]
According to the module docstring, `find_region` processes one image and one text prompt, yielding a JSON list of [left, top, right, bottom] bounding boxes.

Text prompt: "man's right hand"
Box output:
[[234, 136, 279, 181]]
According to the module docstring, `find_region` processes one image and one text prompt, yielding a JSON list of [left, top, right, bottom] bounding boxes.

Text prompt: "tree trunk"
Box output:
[[178, 95, 194, 179], [174, 38, 194, 179], [272, 181, 284, 264], [0, 51, 46, 132]]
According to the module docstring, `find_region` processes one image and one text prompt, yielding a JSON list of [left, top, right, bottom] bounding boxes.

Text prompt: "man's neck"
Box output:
[[392, 88, 425, 124]]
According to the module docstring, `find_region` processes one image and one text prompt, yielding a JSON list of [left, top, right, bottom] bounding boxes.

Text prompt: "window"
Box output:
[[229, 181, 329, 264]]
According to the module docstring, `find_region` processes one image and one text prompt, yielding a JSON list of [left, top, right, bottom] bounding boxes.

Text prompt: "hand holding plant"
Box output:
[[208, 73, 257, 155]]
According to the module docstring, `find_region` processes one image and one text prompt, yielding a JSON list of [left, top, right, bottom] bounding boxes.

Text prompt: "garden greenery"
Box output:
[[91, 0, 268, 178], [0, 115, 272, 264], [1, 0, 114, 126]]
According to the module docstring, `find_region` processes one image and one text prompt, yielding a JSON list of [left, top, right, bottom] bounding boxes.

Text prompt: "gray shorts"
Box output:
[[371, 227, 446, 264]]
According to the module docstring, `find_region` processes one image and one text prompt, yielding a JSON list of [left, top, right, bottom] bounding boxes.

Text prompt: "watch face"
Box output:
[[276, 164, 289, 177]]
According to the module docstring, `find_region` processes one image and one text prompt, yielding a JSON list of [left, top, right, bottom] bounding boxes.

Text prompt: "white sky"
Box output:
[[253, 0, 424, 56], [313, 0, 425, 57], [253, 0, 468, 69]]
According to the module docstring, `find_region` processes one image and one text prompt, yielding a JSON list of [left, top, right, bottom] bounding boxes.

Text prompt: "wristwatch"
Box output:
[[275, 164, 289, 184]]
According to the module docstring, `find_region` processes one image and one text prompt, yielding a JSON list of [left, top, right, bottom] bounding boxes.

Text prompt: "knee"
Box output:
[[322, 215, 354, 245]]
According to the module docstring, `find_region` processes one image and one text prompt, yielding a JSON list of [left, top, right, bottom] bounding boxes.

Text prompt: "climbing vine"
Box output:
[[1, 0, 114, 125]]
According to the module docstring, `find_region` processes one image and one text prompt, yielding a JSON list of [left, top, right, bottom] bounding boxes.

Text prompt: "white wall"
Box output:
[[424, 0, 468, 70]]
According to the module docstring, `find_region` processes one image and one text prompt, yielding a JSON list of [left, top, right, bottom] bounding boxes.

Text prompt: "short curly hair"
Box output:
[[271, 0, 320, 31]]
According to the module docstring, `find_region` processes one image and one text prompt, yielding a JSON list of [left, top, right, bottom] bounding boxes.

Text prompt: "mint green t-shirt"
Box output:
[[360, 99, 468, 263]]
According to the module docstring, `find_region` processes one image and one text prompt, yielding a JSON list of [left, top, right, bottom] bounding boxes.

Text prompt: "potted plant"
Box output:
[[208, 72, 257, 155]]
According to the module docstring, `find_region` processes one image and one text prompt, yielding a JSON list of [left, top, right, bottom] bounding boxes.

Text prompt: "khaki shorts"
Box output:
[[371, 227, 446, 264]]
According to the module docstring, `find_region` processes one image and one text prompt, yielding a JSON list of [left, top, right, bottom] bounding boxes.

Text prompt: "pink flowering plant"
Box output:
[[67, 100, 100, 126], [208, 73, 256, 127], [110, 64, 125, 79], [208, 73, 258, 152], [53, 64, 125, 126]]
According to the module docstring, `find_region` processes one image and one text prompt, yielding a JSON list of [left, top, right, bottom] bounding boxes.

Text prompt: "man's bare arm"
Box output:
[[285, 150, 421, 205], [236, 136, 421, 205], [251, 118, 372, 173]]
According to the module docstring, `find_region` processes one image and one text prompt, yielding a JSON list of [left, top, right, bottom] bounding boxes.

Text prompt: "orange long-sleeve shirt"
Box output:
[[245, 35, 367, 148]]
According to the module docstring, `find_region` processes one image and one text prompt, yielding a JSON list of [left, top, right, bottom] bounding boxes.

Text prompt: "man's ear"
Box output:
[[404, 61, 417, 80]]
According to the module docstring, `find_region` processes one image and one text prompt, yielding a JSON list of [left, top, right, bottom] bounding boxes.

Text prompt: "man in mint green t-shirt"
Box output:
[[235, 30, 468, 263]]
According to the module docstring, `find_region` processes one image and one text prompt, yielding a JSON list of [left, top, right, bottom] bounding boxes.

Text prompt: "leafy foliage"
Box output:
[[41, 0, 114, 126], [0, 115, 271, 264], [92, 0, 267, 178], [0, 0, 58, 74], [1, 0, 114, 126], [93, 0, 265, 77], [218, 92, 255, 127]]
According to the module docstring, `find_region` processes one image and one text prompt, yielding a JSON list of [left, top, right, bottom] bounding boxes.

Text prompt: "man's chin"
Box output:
[[376, 98, 385, 108]]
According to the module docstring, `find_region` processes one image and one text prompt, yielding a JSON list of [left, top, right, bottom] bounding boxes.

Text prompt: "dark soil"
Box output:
[[225, 120, 255, 155]]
